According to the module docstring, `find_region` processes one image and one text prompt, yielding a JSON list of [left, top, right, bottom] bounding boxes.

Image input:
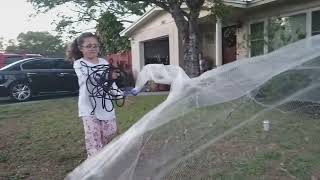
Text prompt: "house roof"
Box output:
[[223, 0, 251, 7], [120, 7, 162, 37], [223, 0, 278, 7], [247, 0, 278, 7], [120, 0, 278, 37]]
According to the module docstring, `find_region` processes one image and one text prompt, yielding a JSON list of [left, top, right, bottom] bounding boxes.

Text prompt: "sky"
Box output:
[[0, 0, 140, 46], [0, 0, 59, 43], [0, 0, 101, 45]]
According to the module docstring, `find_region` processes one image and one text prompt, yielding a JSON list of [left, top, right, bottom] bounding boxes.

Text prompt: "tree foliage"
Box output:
[[5, 31, 65, 57], [96, 11, 131, 55], [28, 0, 148, 35], [0, 37, 4, 51]]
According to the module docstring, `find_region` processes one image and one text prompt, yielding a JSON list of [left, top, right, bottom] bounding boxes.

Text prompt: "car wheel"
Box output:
[[10, 82, 32, 102]]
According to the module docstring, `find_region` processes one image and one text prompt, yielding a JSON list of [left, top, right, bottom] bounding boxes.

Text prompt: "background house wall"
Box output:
[[127, 0, 320, 79], [129, 11, 181, 77], [235, 0, 320, 58]]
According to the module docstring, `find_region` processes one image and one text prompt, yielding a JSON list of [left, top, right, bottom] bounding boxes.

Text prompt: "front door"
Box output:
[[222, 25, 237, 64]]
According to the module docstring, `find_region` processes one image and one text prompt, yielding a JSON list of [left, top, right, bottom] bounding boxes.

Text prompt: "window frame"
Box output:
[[52, 59, 73, 69], [248, 7, 320, 57], [312, 10, 320, 36], [249, 20, 267, 57], [267, 13, 307, 52], [21, 59, 54, 70]]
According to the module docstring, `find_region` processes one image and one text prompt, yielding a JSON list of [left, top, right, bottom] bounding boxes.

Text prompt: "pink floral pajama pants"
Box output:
[[82, 116, 118, 157]]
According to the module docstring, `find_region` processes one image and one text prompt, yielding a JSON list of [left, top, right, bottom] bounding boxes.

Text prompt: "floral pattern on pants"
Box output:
[[82, 116, 118, 157]]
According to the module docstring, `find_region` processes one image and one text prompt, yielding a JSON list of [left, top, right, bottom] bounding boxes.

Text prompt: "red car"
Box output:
[[0, 53, 43, 68]]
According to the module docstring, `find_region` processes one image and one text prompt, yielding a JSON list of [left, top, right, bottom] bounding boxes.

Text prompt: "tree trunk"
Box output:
[[183, 17, 200, 78], [170, 5, 201, 78]]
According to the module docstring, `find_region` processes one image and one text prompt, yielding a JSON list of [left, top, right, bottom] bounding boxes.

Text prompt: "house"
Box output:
[[120, 0, 320, 78]]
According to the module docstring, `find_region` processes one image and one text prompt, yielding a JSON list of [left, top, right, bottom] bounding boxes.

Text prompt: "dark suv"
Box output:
[[0, 58, 78, 102]]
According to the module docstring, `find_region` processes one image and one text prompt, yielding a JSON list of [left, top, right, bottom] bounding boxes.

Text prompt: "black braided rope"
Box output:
[[80, 61, 129, 114]]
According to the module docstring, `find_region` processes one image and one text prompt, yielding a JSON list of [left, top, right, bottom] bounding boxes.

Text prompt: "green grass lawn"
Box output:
[[156, 99, 320, 180], [0, 95, 167, 180], [1, 94, 320, 180]]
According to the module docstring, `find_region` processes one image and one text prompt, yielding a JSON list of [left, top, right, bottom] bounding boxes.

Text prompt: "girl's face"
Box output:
[[80, 37, 99, 60]]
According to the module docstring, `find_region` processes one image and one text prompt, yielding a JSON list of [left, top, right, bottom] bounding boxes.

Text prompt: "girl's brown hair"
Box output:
[[66, 32, 99, 62]]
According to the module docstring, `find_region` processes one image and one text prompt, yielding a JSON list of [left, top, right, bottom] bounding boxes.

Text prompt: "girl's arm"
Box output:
[[109, 68, 124, 96], [73, 61, 88, 86]]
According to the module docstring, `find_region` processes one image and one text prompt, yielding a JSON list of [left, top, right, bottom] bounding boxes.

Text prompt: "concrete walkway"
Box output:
[[137, 91, 169, 96]]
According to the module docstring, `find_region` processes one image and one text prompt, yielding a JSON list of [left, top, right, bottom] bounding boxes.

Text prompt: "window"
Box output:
[[312, 10, 320, 36], [9, 65, 21, 71], [268, 13, 306, 52], [22, 59, 53, 69], [250, 22, 265, 57], [53, 59, 73, 69]]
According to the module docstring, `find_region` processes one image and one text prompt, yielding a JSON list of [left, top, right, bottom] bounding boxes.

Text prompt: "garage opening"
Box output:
[[143, 36, 170, 91], [144, 37, 170, 65]]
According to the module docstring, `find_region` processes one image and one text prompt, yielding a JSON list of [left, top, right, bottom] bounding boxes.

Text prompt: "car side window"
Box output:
[[9, 65, 22, 71], [22, 59, 53, 69], [53, 59, 73, 69]]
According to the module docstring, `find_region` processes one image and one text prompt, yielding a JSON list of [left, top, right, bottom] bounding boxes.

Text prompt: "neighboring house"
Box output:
[[120, 0, 320, 77]]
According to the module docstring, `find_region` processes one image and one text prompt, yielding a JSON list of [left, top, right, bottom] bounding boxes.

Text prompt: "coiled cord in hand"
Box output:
[[80, 61, 127, 114]]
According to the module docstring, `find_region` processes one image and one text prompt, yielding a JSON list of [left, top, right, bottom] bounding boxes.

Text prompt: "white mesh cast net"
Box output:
[[66, 35, 320, 180]]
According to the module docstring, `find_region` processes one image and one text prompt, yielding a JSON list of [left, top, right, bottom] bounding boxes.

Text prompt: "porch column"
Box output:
[[306, 11, 312, 38], [215, 18, 223, 66]]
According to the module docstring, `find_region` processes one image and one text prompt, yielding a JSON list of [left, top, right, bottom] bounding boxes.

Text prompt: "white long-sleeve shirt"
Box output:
[[73, 58, 121, 120]]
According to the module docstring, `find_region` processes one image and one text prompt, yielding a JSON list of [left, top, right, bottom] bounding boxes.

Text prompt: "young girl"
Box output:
[[68, 32, 123, 157]]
